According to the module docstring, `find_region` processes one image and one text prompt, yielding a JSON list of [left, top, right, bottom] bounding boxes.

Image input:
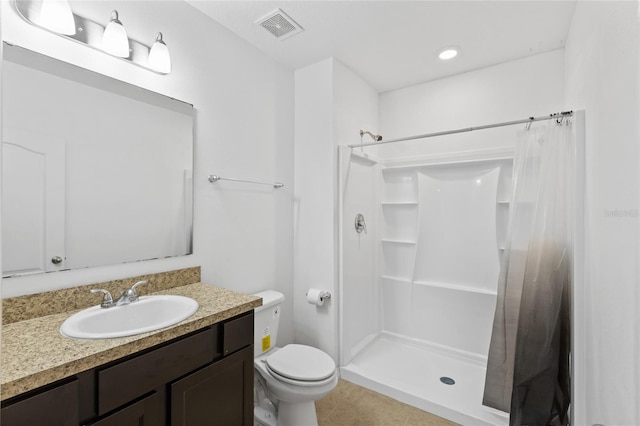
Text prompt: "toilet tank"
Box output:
[[253, 290, 285, 358]]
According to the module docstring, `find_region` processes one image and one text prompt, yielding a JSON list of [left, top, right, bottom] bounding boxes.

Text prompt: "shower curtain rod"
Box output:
[[347, 110, 574, 148]]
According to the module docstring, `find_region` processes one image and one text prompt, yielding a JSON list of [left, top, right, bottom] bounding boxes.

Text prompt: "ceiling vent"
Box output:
[[255, 9, 303, 41]]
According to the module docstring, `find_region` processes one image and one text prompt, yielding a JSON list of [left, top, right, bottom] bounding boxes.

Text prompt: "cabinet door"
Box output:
[[1, 380, 78, 426], [171, 345, 253, 426], [86, 392, 160, 426], [97, 327, 216, 415]]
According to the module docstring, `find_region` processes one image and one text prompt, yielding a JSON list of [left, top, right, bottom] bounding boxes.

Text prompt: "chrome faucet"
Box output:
[[91, 280, 148, 308]]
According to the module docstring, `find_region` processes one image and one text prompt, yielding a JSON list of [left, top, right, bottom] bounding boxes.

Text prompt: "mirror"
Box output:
[[2, 43, 194, 277]]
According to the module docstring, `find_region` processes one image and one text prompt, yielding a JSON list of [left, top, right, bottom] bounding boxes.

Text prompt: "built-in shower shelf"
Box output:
[[381, 201, 419, 206], [381, 275, 412, 284], [413, 280, 498, 296], [350, 150, 380, 165], [381, 239, 417, 245], [497, 200, 510, 204]]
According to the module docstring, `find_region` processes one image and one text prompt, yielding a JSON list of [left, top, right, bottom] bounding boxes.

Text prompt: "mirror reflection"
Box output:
[[2, 43, 194, 277]]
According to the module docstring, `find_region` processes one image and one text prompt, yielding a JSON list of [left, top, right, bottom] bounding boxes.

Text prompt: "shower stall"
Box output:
[[338, 121, 551, 425]]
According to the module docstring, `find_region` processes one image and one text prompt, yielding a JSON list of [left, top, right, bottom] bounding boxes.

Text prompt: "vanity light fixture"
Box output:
[[438, 46, 459, 61], [37, 0, 75, 35], [102, 10, 130, 58], [15, 0, 171, 74], [148, 33, 171, 74]]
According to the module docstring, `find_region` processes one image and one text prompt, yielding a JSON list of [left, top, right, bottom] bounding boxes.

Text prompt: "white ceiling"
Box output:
[[188, 1, 577, 93]]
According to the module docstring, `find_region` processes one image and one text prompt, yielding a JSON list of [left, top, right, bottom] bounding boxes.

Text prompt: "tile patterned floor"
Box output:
[[316, 379, 459, 426]]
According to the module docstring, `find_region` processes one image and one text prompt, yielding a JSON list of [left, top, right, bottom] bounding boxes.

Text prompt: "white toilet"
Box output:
[[253, 290, 338, 426]]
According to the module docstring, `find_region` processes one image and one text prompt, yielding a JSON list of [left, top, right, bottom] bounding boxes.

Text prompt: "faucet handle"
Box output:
[[126, 280, 148, 301], [91, 288, 114, 308]]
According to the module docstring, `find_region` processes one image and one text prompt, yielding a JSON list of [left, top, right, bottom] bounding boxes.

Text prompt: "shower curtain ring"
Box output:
[[525, 118, 533, 131]]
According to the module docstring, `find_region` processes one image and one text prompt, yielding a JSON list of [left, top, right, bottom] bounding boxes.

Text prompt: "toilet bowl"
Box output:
[[253, 291, 338, 426], [255, 345, 338, 425]]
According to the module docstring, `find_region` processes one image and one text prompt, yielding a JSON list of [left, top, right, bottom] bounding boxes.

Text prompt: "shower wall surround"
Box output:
[[339, 150, 382, 365], [380, 154, 512, 359], [339, 147, 516, 425]]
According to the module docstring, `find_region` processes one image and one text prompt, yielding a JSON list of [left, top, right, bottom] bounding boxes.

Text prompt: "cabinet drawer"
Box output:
[[86, 392, 160, 426], [223, 312, 254, 355], [1, 379, 79, 426], [98, 327, 217, 415]]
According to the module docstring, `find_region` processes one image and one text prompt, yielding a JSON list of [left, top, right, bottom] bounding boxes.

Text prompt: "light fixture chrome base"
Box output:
[[13, 0, 167, 74]]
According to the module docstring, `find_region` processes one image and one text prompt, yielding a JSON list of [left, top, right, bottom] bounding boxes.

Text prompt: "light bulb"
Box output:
[[102, 10, 129, 57], [38, 0, 75, 35], [148, 33, 171, 74]]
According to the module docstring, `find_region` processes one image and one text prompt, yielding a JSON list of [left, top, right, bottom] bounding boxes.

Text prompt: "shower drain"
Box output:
[[439, 376, 455, 385]]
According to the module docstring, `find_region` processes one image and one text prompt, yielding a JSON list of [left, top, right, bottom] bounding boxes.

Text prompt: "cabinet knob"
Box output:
[[51, 256, 63, 265]]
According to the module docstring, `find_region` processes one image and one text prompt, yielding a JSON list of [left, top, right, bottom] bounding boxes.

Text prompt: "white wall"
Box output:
[[379, 49, 565, 158], [1, 1, 295, 344], [564, 2, 640, 425], [293, 58, 335, 357], [294, 58, 378, 361], [333, 61, 381, 150]]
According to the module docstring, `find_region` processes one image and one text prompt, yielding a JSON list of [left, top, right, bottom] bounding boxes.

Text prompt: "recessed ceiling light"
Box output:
[[438, 47, 459, 61]]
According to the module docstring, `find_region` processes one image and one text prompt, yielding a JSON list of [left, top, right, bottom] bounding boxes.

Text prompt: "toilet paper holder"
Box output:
[[306, 290, 331, 301]]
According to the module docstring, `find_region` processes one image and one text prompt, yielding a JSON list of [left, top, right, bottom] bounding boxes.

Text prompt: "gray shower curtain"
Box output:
[[483, 121, 574, 426]]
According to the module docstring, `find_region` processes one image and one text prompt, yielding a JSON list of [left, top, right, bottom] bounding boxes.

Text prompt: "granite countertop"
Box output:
[[1, 283, 261, 401]]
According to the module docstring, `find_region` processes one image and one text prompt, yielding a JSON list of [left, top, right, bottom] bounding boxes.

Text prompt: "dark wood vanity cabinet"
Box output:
[[1, 311, 254, 426]]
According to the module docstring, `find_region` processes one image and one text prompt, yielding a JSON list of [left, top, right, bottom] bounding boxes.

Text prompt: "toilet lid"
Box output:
[[265, 344, 336, 382]]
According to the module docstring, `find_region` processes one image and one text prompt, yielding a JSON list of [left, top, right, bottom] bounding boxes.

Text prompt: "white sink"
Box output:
[[60, 295, 199, 339]]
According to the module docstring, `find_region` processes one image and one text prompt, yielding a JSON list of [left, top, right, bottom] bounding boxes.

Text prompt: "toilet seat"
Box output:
[[265, 344, 336, 386], [265, 365, 337, 387]]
